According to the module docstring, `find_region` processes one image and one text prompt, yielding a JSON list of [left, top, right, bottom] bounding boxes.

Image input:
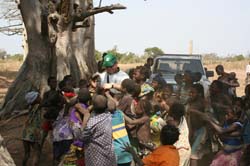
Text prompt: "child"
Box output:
[[117, 79, 136, 118], [107, 99, 133, 166], [167, 103, 191, 166], [179, 71, 194, 105], [204, 108, 243, 166], [124, 125, 180, 166], [209, 80, 232, 124], [77, 95, 117, 166], [61, 88, 92, 166], [40, 76, 60, 150], [124, 99, 153, 157], [227, 72, 240, 99], [186, 84, 208, 166], [22, 91, 42, 166], [174, 73, 183, 98], [52, 82, 76, 165], [89, 73, 101, 96]]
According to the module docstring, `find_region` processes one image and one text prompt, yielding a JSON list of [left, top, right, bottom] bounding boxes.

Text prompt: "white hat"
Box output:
[[25, 91, 39, 104]]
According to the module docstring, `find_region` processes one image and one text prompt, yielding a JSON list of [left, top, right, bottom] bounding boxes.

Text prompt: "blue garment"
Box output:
[[112, 110, 132, 164], [223, 121, 243, 153]]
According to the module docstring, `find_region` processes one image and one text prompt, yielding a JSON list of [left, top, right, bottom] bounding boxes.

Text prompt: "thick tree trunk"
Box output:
[[0, 0, 96, 118]]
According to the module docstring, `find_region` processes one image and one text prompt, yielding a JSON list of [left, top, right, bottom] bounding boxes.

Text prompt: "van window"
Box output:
[[154, 59, 204, 75]]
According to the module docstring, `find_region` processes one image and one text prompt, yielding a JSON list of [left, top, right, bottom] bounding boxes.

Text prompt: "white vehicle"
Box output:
[[151, 54, 213, 86]]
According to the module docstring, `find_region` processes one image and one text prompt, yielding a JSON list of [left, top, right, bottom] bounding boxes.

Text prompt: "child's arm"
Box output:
[[75, 103, 91, 129], [207, 120, 240, 135], [124, 114, 149, 125], [123, 144, 144, 166], [105, 91, 119, 106]]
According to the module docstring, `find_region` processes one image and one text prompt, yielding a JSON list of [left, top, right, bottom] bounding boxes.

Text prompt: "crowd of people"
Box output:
[[21, 54, 250, 166]]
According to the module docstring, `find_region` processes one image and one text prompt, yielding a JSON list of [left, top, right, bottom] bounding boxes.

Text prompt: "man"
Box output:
[[100, 53, 129, 90], [215, 65, 239, 97], [215, 65, 229, 80]]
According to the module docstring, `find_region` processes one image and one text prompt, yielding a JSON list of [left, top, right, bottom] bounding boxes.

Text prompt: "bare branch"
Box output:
[[0, 0, 23, 35], [0, 23, 23, 36], [74, 3, 126, 22]]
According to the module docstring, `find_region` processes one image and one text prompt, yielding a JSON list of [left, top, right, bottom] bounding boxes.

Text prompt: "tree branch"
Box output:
[[0, 23, 23, 35], [74, 3, 126, 22]]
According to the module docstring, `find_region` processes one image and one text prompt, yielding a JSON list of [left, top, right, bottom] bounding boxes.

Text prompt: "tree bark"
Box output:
[[0, 0, 92, 117], [0, 0, 126, 118]]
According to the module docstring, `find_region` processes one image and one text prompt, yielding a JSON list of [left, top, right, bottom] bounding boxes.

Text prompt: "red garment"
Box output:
[[63, 92, 76, 98], [41, 121, 52, 132]]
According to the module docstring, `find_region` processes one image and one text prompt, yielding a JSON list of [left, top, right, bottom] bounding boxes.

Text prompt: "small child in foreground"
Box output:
[[22, 91, 42, 166]]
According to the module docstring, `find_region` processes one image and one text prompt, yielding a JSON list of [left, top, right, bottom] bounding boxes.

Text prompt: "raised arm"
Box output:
[[124, 114, 149, 125]]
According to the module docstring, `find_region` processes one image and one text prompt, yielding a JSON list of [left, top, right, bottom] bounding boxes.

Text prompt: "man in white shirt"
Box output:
[[100, 53, 129, 90]]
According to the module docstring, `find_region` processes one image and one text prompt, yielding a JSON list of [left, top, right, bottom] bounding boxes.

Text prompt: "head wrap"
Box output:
[[25, 91, 39, 104], [139, 83, 155, 97]]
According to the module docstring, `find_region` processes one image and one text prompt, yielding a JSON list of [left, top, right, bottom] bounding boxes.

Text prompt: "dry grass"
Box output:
[[204, 60, 249, 97]]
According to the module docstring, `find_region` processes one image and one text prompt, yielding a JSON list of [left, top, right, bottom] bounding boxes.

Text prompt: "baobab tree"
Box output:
[[0, 0, 126, 117]]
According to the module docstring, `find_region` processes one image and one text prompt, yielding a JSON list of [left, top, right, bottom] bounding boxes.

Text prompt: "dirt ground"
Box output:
[[0, 60, 248, 165]]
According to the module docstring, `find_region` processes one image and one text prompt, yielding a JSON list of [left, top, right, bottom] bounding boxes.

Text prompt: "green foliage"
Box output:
[[226, 54, 245, 62], [8, 54, 23, 61], [95, 50, 102, 61], [233, 54, 245, 61], [144, 47, 164, 58]]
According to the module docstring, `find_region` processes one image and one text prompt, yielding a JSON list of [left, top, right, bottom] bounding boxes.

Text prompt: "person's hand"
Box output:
[[103, 83, 113, 90], [75, 103, 90, 115], [87, 105, 93, 112], [122, 143, 134, 153], [104, 90, 111, 97], [201, 113, 211, 122], [161, 101, 169, 111]]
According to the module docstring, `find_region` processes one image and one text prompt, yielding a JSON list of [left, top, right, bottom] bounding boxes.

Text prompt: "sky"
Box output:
[[0, 0, 250, 56]]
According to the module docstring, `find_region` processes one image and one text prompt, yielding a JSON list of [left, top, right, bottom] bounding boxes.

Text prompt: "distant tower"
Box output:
[[189, 40, 193, 55]]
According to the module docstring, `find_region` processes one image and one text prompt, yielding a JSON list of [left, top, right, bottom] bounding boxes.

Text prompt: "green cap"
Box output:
[[102, 53, 117, 67]]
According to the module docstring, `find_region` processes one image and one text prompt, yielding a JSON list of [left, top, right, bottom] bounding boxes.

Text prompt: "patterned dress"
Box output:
[[80, 112, 116, 166], [22, 104, 42, 142], [62, 104, 87, 166]]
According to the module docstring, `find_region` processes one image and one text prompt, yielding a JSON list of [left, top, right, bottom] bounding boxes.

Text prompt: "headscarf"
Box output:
[[25, 91, 39, 104]]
